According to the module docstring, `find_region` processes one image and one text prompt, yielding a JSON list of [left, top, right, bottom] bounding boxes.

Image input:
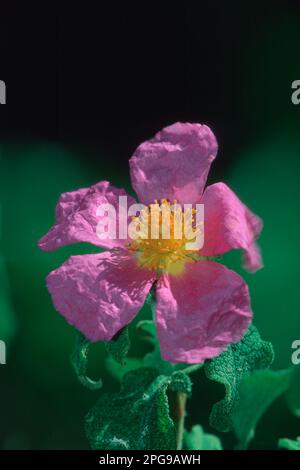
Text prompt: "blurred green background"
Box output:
[[1, 1, 300, 450]]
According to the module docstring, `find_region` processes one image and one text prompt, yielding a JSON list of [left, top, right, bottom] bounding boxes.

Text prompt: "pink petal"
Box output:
[[38, 181, 136, 251], [46, 250, 155, 341], [201, 182, 263, 272], [129, 122, 218, 205], [156, 261, 252, 363]]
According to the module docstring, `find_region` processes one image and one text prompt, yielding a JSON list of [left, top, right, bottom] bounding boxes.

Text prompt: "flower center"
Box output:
[[127, 199, 201, 276]]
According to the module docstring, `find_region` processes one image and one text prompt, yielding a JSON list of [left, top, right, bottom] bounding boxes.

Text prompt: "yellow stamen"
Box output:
[[127, 199, 202, 276]]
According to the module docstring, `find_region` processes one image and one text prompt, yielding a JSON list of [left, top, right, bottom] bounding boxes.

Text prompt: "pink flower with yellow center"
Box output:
[[38, 123, 263, 363]]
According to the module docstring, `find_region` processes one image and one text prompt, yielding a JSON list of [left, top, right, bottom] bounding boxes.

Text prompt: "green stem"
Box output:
[[181, 363, 203, 375], [174, 392, 187, 450]]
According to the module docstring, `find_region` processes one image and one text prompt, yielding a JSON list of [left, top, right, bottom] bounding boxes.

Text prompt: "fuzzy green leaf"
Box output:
[[285, 365, 300, 418], [233, 369, 292, 449], [70, 332, 102, 390], [85, 367, 176, 450], [170, 371, 193, 397], [184, 425, 222, 450], [105, 327, 130, 365], [278, 437, 300, 450], [205, 325, 274, 432]]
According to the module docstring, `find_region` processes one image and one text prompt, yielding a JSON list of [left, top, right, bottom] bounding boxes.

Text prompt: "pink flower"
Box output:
[[38, 123, 263, 363]]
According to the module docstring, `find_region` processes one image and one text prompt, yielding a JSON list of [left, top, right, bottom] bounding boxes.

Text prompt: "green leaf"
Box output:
[[184, 425, 222, 450], [85, 367, 176, 450], [105, 327, 130, 365], [205, 325, 274, 432], [233, 369, 292, 449], [70, 332, 102, 390], [278, 437, 300, 450], [105, 357, 144, 381], [170, 371, 193, 397], [285, 365, 300, 418]]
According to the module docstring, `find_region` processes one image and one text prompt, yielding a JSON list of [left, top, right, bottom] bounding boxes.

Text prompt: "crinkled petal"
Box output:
[[129, 122, 218, 205], [38, 181, 136, 251], [46, 250, 155, 341], [201, 182, 263, 272], [156, 260, 252, 363]]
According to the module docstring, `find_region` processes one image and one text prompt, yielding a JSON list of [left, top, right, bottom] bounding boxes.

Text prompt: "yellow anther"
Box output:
[[127, 199, 201, 276]]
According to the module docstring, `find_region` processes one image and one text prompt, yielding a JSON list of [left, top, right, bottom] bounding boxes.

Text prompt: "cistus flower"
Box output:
[[38, 123, 263, 363]]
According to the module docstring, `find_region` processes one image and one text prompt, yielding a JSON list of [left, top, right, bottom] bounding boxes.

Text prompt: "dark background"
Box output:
[[2, 1, 299, 169], [0, 0, 300, 450]]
